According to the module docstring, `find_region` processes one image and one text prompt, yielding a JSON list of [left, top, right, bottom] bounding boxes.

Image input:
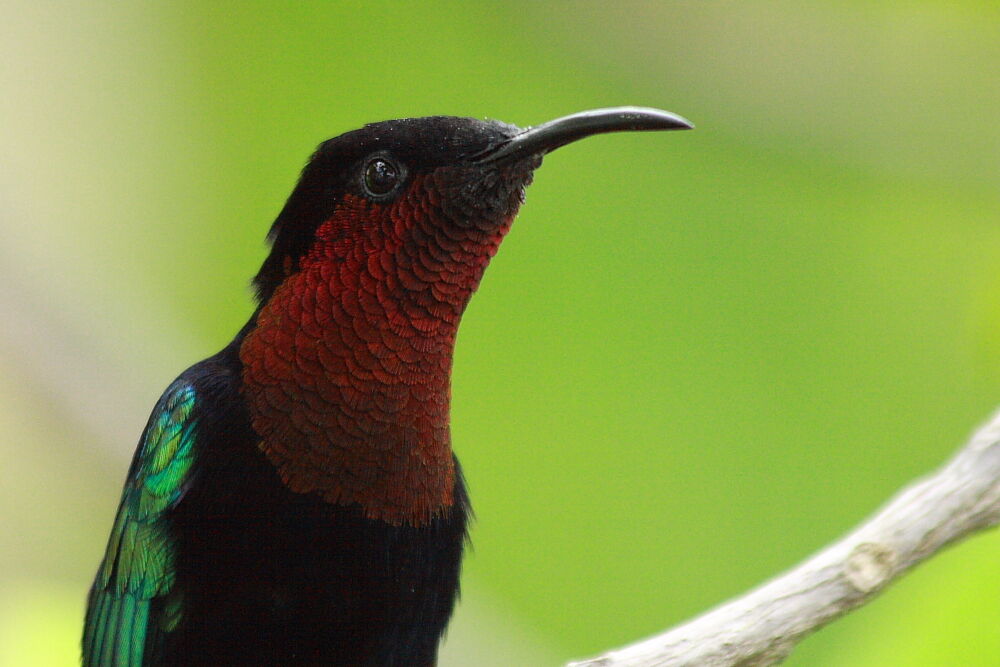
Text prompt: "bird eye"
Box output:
[[362, 157, 400, 198]]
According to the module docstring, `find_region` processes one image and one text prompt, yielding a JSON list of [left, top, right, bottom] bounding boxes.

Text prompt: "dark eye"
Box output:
[[363, 157, 400, 197]]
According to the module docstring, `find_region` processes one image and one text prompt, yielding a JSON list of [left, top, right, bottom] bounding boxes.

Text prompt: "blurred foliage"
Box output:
[[2, 1, 1000, 665]]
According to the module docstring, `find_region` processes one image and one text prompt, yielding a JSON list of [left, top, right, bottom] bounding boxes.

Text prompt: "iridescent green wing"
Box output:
[[83, 380, 198, 666]]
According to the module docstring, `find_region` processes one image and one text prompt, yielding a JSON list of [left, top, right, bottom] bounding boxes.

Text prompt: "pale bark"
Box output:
[[569, 409, 1000, 667]]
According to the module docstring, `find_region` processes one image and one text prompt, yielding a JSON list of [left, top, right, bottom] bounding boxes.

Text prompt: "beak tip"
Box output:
[[635, 107, 695, 131], [581, 106, 694, 134]]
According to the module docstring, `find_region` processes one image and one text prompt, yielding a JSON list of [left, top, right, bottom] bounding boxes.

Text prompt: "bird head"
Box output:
[[240, 108, 692, 524], [252, 108, 692, 309]]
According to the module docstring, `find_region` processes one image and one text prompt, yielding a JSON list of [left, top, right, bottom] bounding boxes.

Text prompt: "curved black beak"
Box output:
[[475, 106, 693, 164]]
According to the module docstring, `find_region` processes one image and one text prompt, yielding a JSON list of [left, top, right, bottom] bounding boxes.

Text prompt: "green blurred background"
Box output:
[[3, 1, 1000, 665]]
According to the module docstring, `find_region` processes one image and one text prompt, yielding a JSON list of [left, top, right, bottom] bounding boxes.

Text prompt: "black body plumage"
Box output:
[[86, 334, 468, 666]]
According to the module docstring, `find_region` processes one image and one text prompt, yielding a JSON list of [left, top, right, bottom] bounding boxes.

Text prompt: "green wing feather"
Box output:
[[83, 380, 198, 666]]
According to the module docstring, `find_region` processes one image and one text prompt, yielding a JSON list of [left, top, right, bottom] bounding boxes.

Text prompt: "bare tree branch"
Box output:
[[568, 409, 1000, 667]]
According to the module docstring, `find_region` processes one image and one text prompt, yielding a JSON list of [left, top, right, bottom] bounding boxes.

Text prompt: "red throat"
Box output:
[[240, 180, 514, 526]]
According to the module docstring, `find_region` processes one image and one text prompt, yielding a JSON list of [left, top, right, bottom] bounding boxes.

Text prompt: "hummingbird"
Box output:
[[83, 107, 692, 666]]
